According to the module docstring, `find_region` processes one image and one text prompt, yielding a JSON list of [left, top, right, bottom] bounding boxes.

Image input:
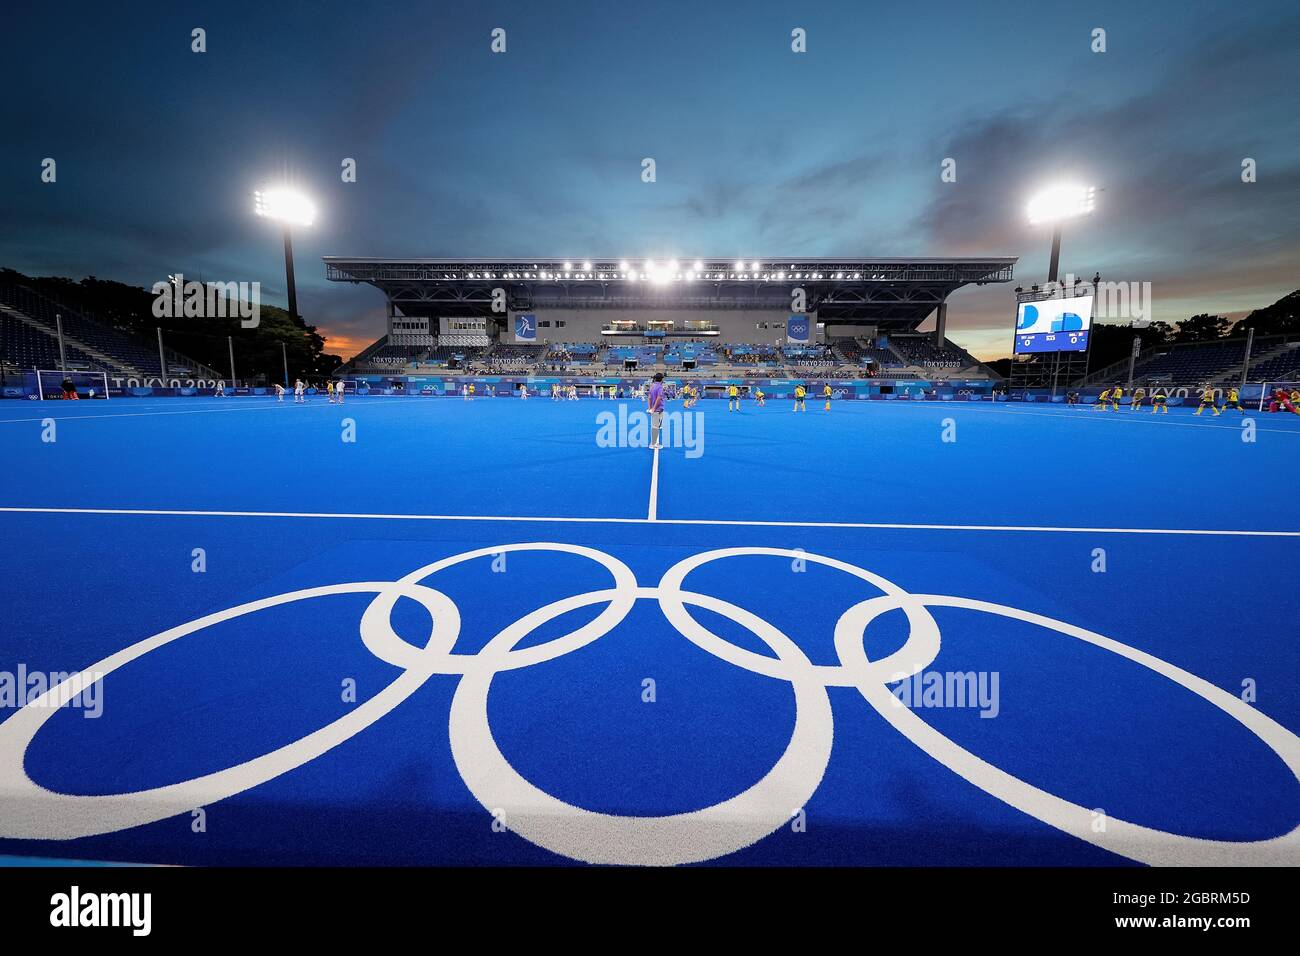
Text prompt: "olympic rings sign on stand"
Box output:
[[1, 543, 1297, 866]]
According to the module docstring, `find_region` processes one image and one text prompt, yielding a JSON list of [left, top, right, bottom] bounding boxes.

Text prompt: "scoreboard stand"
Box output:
[[1008, 351, 1091, 393], [1009, 286, 1094, 397]]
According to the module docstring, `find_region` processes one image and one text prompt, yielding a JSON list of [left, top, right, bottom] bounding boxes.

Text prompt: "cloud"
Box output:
[[3, 3, 1298, 361], [912, 12, 1300, 351]]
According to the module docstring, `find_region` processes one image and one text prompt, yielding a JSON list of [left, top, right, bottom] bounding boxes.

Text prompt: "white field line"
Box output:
[[648, 446, 660, 521], [0, 397, 401, 425], [0, 506, 1295, 537]]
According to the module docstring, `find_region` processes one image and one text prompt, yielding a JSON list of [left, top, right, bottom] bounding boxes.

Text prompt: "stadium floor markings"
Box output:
[[0, 397, 413, 425], [648, 446, 660, 520], [4, 396, 1297, 435], [974, 404, 1300, 433], [0, 505, 1295, 536], [840, 399, 1300, 435], [2, 489, 1296, 866]]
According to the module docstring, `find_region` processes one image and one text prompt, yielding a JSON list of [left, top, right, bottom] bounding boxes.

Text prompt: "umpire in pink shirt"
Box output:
[[647, 373, 665, 449]]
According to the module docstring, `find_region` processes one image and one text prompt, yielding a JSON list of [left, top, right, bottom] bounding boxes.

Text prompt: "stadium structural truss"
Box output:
[[323, 256, 1017, 340]]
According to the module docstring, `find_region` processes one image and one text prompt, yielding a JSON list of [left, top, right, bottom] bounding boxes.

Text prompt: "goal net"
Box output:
[[1257, 381, 1300, 412], [35, 369, 110, 400]]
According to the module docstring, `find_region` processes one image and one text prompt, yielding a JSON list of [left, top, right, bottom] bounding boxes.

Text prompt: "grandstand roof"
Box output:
[[323, 256, 1017, 325]]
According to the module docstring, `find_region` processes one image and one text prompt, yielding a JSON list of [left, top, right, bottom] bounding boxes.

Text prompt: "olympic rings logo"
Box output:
[[1, 543, 1298, 866]]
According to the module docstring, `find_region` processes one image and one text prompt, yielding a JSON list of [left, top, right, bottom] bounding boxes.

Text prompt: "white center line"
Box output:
[[648, 446, 660, 521]]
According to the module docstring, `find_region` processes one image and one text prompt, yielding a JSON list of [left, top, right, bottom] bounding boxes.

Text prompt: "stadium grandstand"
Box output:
[[0, 274, 220, 382], [324, 256, 1014, 382], [8, 0, 1300, 934], [1083, 332, 1300, 389]]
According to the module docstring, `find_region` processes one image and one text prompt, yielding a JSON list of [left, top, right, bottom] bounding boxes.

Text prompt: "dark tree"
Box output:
[[1230, 290, 1300, 337], [1171, 313, 1230, 342]]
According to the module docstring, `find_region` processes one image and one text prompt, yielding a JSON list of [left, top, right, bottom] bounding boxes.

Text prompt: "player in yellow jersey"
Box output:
[[1094, 387, 1112, 410], [727, 384, 740, 412], [794, 384, 807, 412], [1150, 389, 1168, 414], [755, 388, 765, 407], [1109, 385, 1123, 411], [1221, 386, 1244, 413], [1130, 387, 1145, 411], [1194, 385, 1219, 415], [822, 383, 833, 411]]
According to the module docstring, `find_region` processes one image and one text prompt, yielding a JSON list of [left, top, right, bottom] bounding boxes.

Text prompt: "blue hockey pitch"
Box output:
[[0, 395, 1297, 866]]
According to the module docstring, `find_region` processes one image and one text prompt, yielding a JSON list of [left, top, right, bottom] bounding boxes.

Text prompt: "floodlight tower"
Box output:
[[254, 186, 316, 383], [1021, 184, 1098, 400], [1027, 184, 1096, 282]]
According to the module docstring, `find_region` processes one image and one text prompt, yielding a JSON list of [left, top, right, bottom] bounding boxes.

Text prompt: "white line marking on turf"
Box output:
[[0, 506, 1295, 537], [0, 399, 399, 425], [854, 400, 1300, 435], [648, 446, 660, 521], [976, 404, 1300, 433]]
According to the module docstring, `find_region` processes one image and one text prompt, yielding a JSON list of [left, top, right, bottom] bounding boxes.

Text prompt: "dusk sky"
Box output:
[[3, 0, 1298, 359]]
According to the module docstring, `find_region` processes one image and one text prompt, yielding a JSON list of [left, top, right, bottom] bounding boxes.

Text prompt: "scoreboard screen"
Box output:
[[1013, 295, 1093, 354]]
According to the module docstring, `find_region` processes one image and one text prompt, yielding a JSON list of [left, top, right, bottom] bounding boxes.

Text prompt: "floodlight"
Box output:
[[253, 187, 316, 227], [252, 184, 317, 382], [1027, 184, 1096, 225], [1027, 183, 1097, 281]]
